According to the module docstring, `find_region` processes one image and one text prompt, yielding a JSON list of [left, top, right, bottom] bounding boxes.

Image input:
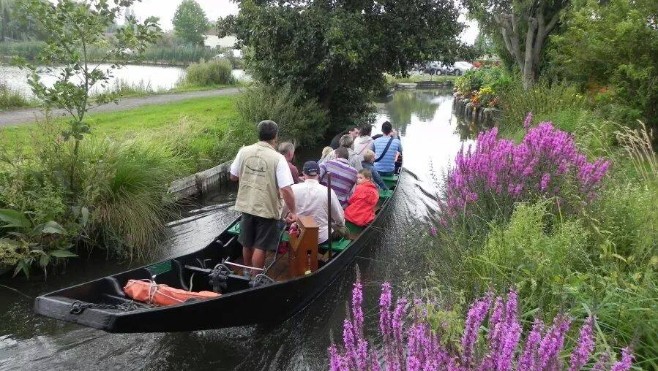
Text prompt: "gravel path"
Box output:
[[0, 87, 241, 127]]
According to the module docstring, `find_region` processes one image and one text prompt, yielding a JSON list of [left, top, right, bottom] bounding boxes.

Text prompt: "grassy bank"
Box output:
[[2, 95, 243, 171], [433, 70, 658, 367]]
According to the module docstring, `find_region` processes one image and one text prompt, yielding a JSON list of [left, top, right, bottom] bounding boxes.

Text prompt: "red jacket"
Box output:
[[344, 181, 379, 226]]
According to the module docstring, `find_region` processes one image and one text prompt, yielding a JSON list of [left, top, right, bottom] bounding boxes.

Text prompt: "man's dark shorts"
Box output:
[[238, 213, 280, 251]]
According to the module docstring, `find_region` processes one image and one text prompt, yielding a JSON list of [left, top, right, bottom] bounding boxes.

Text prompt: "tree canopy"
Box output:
[[219, 0, 464, 134], [173, 0, 208, 46], [548, 0, 658, 134], [463, 0, 569, 89]]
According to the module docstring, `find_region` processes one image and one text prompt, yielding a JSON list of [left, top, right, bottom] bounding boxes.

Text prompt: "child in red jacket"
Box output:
[[344, 169, 380, 227]]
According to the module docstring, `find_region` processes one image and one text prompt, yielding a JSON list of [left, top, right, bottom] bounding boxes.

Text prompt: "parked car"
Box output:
[[424, 61, 453, 75], [452, 61, 474, 75]]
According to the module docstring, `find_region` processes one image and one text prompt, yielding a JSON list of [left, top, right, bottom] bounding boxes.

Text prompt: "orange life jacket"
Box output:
[[123, 279, 220, 306]]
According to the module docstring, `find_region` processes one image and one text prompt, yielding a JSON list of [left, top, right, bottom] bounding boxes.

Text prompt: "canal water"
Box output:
[[0, 64, 248, 98], [0, 89, 474, 370]]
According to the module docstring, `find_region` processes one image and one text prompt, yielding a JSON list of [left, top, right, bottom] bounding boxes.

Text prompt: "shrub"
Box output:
[[439, 121, 610, 239], [185, 58, 235, 86], [0, 82, 30, 110], [72, 139, 185, 260], [329, 281, 634, 370], [498, 79, 586, 135], [235, 84, 329, 146]]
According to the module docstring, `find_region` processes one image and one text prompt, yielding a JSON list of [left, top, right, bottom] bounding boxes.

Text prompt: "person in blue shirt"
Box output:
[[371, 121, 402, 177]]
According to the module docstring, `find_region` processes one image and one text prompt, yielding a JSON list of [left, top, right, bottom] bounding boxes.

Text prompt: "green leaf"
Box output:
[[0, 209, 32, 229], [49, 249, 78, 258], [40, 221, 67, 235]]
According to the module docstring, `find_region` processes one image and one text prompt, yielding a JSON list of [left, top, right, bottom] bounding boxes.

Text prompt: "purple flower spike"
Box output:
[[461, 296, 491, 367], [524, 112, 533, 130], [611, 347, 634, 371], [569, 316, 596, 371]]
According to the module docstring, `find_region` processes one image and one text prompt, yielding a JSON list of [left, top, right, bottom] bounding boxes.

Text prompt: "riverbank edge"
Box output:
[[168, 160, 233, 201], [451, 93, 501, 128]]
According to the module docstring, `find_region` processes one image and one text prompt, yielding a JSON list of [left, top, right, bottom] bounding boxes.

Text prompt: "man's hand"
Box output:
[[285, 212, 297, 224]]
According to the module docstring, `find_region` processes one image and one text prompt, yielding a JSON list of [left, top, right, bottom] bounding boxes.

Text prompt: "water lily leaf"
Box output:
[[0, 209, 31, 229], [49, 250, 77, 258], [40, 221, 67, 235]]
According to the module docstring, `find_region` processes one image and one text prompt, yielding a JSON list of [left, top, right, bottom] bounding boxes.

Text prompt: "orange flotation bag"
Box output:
[[123, 279, 220, 306]]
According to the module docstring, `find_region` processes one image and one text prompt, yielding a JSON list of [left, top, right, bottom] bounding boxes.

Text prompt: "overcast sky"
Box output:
[[129, 0, 477, 44], [129, 0, 238, 30]]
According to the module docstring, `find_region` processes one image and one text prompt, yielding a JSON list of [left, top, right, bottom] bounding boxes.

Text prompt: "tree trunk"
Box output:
[[497, 7, 562, 90]]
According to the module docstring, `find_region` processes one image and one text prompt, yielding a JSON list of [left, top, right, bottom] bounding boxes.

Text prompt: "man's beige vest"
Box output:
[[234, 142, 282, 219]]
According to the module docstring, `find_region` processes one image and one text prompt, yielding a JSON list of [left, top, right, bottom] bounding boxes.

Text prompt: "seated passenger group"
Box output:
[[230, 120, 400, 274]]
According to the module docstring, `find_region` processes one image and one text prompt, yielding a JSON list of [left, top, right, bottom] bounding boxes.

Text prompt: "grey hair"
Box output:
[[258, 120, 278, 141], [339, 134, 353, 149], [278, 142, 295, 156]]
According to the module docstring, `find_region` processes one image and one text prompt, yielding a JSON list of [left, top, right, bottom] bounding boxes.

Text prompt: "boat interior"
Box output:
[[54, 174, 399, 308]]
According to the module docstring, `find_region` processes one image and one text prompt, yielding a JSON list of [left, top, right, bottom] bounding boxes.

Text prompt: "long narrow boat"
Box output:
[[34, 172, 401, 333]]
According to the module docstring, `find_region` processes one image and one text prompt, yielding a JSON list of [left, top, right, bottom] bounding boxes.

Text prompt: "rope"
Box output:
[[0, 284, 33, 300], [69, 300, 143, 315]]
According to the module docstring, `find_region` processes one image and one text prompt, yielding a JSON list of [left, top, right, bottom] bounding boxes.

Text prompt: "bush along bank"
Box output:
[[431, 111, 658, 367], [452, 67, 509, 128], [0, 82, 330, 279]]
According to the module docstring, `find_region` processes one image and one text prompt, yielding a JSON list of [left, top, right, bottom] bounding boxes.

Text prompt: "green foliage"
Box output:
[[0, 204, 75, 278], [454, 66, 511, 98], [72, 139, 184, 260], [548, 0, 658, 136], [462, 0, 569, 88], [236, 84, 328, 146], [0, 81, 29, 110], [225, 0, 463, 134], [185, 58, 235, 86], [172, 0, 208, 46], [498, 78, 586, 135]]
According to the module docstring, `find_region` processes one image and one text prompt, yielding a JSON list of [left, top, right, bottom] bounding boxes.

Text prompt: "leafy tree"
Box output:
[[219, 0, 463, 135], [548, 0, 658, 135], [17, 0, 161, 192], [463, 0, 569, 89], [172, 0, 208, 46]]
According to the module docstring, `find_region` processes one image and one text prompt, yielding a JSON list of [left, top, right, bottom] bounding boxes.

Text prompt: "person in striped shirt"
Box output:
[[319, 147, 357, 208]]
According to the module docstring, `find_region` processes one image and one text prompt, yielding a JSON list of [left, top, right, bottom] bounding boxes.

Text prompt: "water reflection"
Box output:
[[0, 89, 474, 370]]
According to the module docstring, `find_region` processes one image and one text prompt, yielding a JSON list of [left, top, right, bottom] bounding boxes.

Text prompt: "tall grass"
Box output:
[[185, 59, 235, 87], [75, 139, 184, 260], [499, 79, 586, 136], [236, 84, 328, 145], [0, 82, 30, 110]]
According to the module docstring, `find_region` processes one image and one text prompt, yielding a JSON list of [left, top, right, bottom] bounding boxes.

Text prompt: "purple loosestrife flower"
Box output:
[[538, 314, 572, 369], [519, 318, 545, 370], [611, 347, 634, 371], [524, 112, 534, 130], [392, 298, 408, 344], [342, 318, 358, 369], [569, 316, 595, 371], [429, 226, 437, 237], [356, 338, 369, 371], [461, 295, 491, 367], [352, 280, 364, 335], [592, 352, 611, 371], [379, 282, 393, 338], [540, 173, 551, 192]]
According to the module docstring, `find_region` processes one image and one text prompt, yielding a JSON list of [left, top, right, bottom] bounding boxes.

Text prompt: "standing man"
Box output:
[[278, 142, 301, 184], [371, 121, 402, 177], [230, 120, 297, 275]]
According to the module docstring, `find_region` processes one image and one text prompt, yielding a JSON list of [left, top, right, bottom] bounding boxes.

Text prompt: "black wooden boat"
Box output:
[[34, 173, 401, 333]]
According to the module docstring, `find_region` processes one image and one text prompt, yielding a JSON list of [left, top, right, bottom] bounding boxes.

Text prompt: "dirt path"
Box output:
[[0, 87, 241, 127]]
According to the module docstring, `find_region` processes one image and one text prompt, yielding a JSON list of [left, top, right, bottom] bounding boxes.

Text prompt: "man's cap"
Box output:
[[302, 161, 320, 176]]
